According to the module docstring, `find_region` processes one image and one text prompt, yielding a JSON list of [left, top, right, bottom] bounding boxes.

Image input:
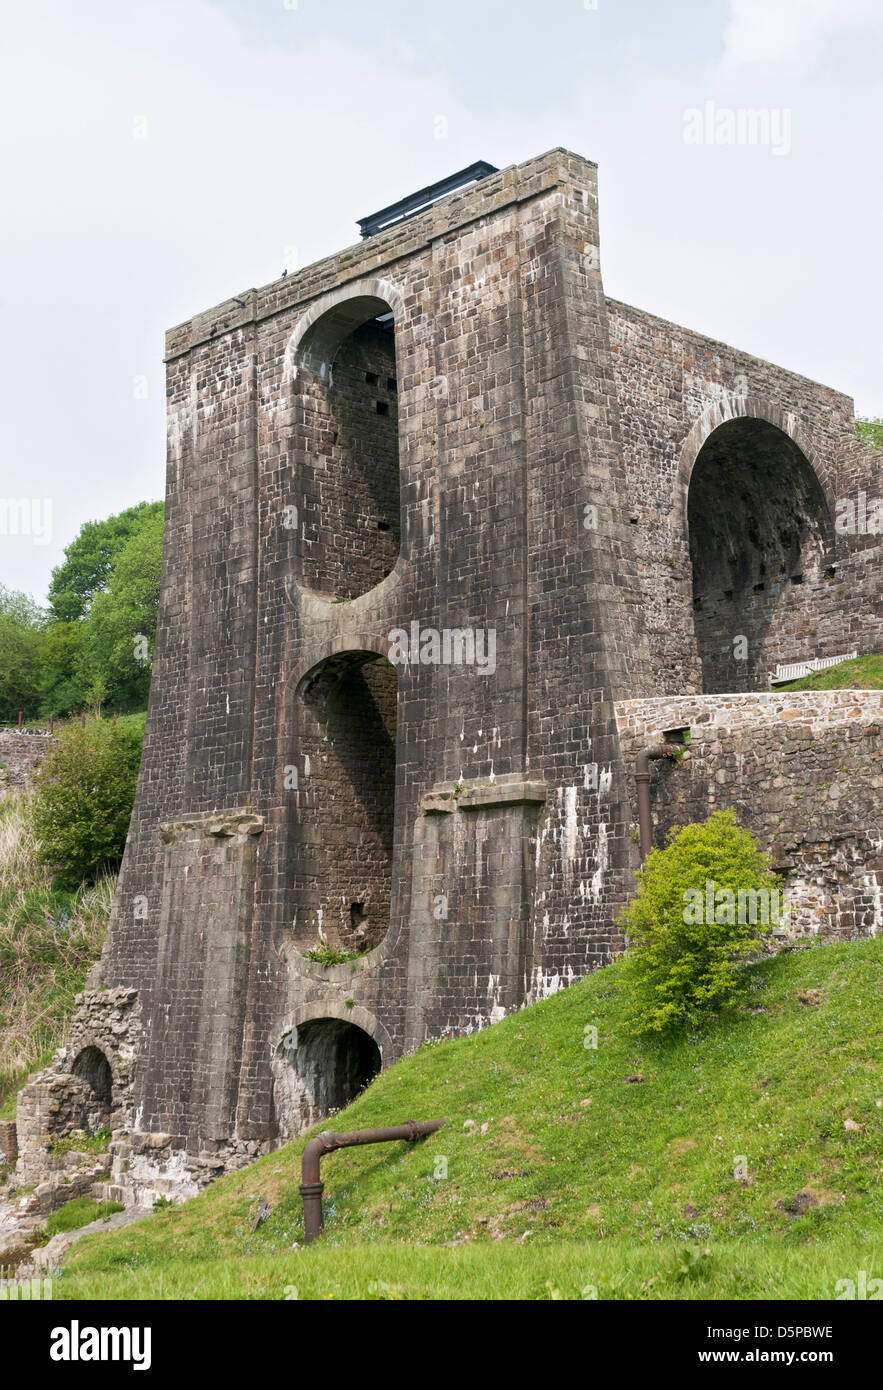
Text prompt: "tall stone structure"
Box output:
[[24, 149, 879, 1202]]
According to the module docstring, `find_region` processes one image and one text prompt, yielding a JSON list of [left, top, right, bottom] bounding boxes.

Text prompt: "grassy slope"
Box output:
[[0, 793, 111, 1118], [59, 938, 883, 1300], [776, 654, 883, 691]]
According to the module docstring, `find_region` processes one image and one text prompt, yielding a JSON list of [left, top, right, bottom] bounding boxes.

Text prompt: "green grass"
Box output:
[[776, 654, 883, 691], [57, 937, 883, 1300], [45, 1198, 125, 1238], [0, 792, 112, 1117], [55, 1236, 881, 1301]]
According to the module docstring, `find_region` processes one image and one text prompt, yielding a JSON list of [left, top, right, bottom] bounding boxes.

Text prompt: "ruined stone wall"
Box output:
[[12, 987, 140, 1200], [0, 731, 56, 792], [607, 300, 880, 693], [615, 692, 883, 939]]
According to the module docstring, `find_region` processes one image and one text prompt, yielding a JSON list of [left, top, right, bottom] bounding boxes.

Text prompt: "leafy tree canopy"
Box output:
[[0, 585, 46, 723], [856, 416, 883, 450], [47, 501, 163, 623]]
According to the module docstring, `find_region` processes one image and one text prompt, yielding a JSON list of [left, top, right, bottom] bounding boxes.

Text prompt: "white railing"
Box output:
[[769, 652, 857, 685]]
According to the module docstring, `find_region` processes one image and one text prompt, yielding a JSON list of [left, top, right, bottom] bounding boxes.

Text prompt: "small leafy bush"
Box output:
[[47, 1125, 112, 1156], [30, 719, 144, 889], [302, 942, 369, 967], [618, 810, 782, 1036]]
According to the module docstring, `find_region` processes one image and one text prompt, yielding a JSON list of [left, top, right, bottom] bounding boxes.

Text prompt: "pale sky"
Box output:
[[2, 0, 881, 601]]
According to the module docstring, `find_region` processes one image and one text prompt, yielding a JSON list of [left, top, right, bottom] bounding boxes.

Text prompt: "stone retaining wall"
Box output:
[[0, 731, 56, 792], [615, 691, 883, 938]]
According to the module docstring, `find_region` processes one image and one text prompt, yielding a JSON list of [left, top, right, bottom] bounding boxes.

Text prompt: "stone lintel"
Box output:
[[159, 811, 265, 843], [421, 778, 547, 815]]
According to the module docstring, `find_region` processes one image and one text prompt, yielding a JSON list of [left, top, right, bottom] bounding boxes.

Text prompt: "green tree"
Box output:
[[30, 717, 145, 889], [617, 811, 782, 1036], [47, 500, 163, 623], [39, 501, 164, 716], [0, 585, 46, 723], [39, 620, 89, 718], [82, 509, 164, 710], [856, 417, 883, 450]]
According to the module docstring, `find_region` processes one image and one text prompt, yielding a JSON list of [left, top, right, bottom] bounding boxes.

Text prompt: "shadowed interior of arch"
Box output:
[[71, 1045, 113, 1135], [288, 651, 398, 954], [292, 296, 400, 600], [272, 1018, 382, 1138], [687, 417, 833, 693]]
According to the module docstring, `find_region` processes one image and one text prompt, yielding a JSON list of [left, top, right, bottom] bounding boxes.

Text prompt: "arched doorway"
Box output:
[[71, 1045, 113, 1135], [687, 417, 833, 692], [290, 650, 398, 954], [292, 295, 401, 601], [272, 1019, 382, 1138]]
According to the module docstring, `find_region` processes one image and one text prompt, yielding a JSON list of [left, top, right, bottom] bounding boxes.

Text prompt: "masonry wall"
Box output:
[[296, 319, 400, 599], [94, 146, 881, 1182], [607, 300, 882, 693], [615, 692, 883, 939], [0, 731, 56, 792]]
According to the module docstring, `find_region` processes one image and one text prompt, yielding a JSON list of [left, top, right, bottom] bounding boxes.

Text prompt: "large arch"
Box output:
[[683, 410, 834, 692], [288, 649, 399, 954], [271, 1016, 382, 1140], [286, 281, 405, 602], [673, 395, 837, 535]]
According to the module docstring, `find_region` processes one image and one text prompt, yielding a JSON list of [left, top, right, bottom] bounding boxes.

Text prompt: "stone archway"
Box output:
[[288, 288, 403, 602], [289, 650, 399, 953], [271, 1018, 382, 1140], [71, 1045, 114, 1135], [680, 409, 834, 692]]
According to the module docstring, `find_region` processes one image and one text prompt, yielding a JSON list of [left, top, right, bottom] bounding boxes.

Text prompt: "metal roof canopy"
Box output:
[[357, 161, 499, 239]]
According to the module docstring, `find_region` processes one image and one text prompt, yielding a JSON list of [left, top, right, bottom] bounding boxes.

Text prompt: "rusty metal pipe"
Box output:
[[636, 744, 680, 862], [300, 1119, 447, 1243]]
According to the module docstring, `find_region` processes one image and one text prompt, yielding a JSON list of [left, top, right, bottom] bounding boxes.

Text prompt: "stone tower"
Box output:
[[66, 148, 879, 1200]]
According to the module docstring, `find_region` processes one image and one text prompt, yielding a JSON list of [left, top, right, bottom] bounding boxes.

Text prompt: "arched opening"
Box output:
[[292, 295, 400, 601], [290, 651, 398, 953], [71, 1045, 113, 1135], [272, 1019, 382, 1139], [687, 418, 833, 692]]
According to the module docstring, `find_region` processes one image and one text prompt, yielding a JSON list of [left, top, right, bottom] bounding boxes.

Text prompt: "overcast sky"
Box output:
[[2, 0, 881, 602]]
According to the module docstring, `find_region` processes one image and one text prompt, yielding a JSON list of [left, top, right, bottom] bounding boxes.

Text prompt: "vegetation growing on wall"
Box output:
[[778, 654, 883, 691], [0, 793, 112, 1118]]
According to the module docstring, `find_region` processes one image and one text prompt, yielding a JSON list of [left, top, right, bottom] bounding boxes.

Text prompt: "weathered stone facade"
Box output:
[[37, 148, 877, 1200], [615, 692, 883, 939], [0, 731, 56, 793]]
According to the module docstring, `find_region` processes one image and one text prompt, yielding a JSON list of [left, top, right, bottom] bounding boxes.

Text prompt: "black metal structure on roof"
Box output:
[[357, 161, 499, 239]]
